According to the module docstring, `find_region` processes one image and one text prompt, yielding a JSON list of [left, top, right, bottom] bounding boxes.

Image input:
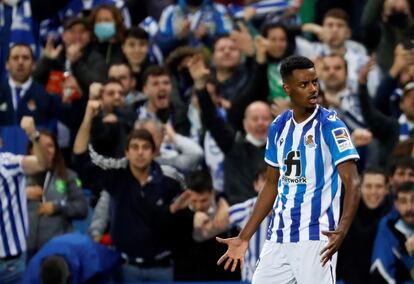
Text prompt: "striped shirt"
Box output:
[[0, 153, 28, 258], [265, 105, 359, 243], [229, 197, 271, 282]]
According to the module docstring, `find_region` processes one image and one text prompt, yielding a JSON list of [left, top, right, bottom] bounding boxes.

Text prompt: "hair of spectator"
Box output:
[[40, 255, 70, 284], [280, 55, 315, 82], [260, 22, 296, 58], [27, 130, 69, 182], [389, 157, 414, 176], [362, 167, 388, 185], [392, 139, 414, 159], [88, 4, 126, 42], [123, 26, 149, 43], [323, 54, 348, 72], [186, 170, 214, 193], [109, 62, 133, 77], [165, 46, 202, 73], [126, 128, 156, 151], [135, 118, 164, 136], [142, 65, 171, 85], [104, 77, 124, 89], [212, 33, 232, 51], [396, 181, 414, 196], [7, 43, 35, 61], [323, 8, 350, 24]]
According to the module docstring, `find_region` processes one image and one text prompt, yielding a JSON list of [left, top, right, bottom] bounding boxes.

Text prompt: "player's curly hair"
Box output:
[[280, 55, 314, 82]]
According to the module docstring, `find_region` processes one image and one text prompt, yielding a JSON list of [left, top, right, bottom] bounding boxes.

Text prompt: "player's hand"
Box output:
[[216, 236, 248, 272], [320, 230, 346, 266]]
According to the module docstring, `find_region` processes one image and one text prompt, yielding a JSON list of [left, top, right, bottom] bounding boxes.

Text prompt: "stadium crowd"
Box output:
[[1, 0, 414, 283]]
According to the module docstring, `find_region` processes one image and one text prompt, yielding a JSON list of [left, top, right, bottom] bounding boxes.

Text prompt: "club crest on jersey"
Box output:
[[304, 134, 316, 148], [332, 127, 353, 152]]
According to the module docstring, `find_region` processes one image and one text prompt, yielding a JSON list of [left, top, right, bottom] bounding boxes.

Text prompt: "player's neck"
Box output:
[[292, 106, 317, 124]]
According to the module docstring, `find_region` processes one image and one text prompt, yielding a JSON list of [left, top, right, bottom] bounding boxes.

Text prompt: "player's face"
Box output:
[[189, 191, 213, 212], [395, 191, 414, 228], [125, 139, 155, 170], [361, 173, 388, 209], [283, 68, 319, 111]]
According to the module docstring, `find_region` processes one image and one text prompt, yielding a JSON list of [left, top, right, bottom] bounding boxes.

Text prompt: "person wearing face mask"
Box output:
[[0, 0, 71, 81], [89, 4, 126, 65]]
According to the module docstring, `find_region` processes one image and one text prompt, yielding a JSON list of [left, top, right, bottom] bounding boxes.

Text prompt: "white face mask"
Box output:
[[3, 0, 20, 7]]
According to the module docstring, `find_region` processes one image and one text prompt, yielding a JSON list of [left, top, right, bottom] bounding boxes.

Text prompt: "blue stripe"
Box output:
[[289, 121, 313, 242], [3, 164, 19, 170], [1, 174, 22, 255], [13, 174, 27, 237], [0, 175, 11, 256], [276, 119, 295, 243], [255, 225, 261, 261], [309, 120, 323, 240], [229, 206, 246, 215], [327, 167, 339, 230], [400, 123, 409, 136]]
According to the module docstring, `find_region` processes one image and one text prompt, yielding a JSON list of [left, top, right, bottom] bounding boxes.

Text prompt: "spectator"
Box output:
[[121, 27, 154, 93], [189, 54, 272, 204], [337, 168, 392, 284], [172, 170, 239, 281], [389, 157, 414, 194], [362, 0, 414, 72], [157, 0, 234, 53], [89, 4, 126, 65], [73, 100, 182, 282], [0, 116, 47, 284], [227, 165, 269, 282], [370, 181, 414, 283], [374, 44, 414, 118], [0, 44, 71, 154], [137, 66, 191, 136], [108, 63, 146, 107], [0, 0, 71, 81], [34, 16, 107, 94], [25, 130, 88, 259], [23, 233, 120, 284], [88, 79, 136, 158], [304, 8, 380, 95]]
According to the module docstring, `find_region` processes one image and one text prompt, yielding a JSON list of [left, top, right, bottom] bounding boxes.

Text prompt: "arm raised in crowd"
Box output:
[[20, 116, 48, 175], [358, 60, 400, 150], [188, 55, 236, 154], [73, 100, 101, 155]]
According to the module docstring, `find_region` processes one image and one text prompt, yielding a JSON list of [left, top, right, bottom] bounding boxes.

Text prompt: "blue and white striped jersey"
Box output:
[[229, 197, 271, 282], [265, 105, 359, 243], [0, 153, 28, 258]]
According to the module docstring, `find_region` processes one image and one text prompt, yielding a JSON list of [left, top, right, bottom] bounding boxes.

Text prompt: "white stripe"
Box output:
[[334, 155, 359, 166], [319, 128, 332, 237], [370, 259, 396, 284], [264, 157, 278, 167], [299, 119, 318, 241]]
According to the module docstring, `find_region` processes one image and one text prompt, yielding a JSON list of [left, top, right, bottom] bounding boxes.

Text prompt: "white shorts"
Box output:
[[252, 240, 337, 284]]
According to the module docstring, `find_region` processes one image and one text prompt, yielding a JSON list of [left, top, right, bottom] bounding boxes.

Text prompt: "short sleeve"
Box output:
[[0, 153, 24, 174], [264, 121, 279, 168], [322, 117, 359, 166]]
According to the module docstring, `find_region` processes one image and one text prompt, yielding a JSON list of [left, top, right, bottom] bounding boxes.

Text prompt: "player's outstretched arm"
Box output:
[[217, 166, 280, 271], [320, 160, 360, 266]]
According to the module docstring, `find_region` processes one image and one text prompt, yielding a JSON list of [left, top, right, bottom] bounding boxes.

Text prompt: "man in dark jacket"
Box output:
[[73, 100, 182, 282]]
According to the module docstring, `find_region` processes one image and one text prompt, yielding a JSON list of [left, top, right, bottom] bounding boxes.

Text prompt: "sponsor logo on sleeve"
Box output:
[[332, 127, 353, 152]]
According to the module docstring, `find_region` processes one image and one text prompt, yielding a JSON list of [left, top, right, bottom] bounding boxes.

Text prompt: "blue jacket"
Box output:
[[23, 233, 120, 284], [371, 210, 414, 284]]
